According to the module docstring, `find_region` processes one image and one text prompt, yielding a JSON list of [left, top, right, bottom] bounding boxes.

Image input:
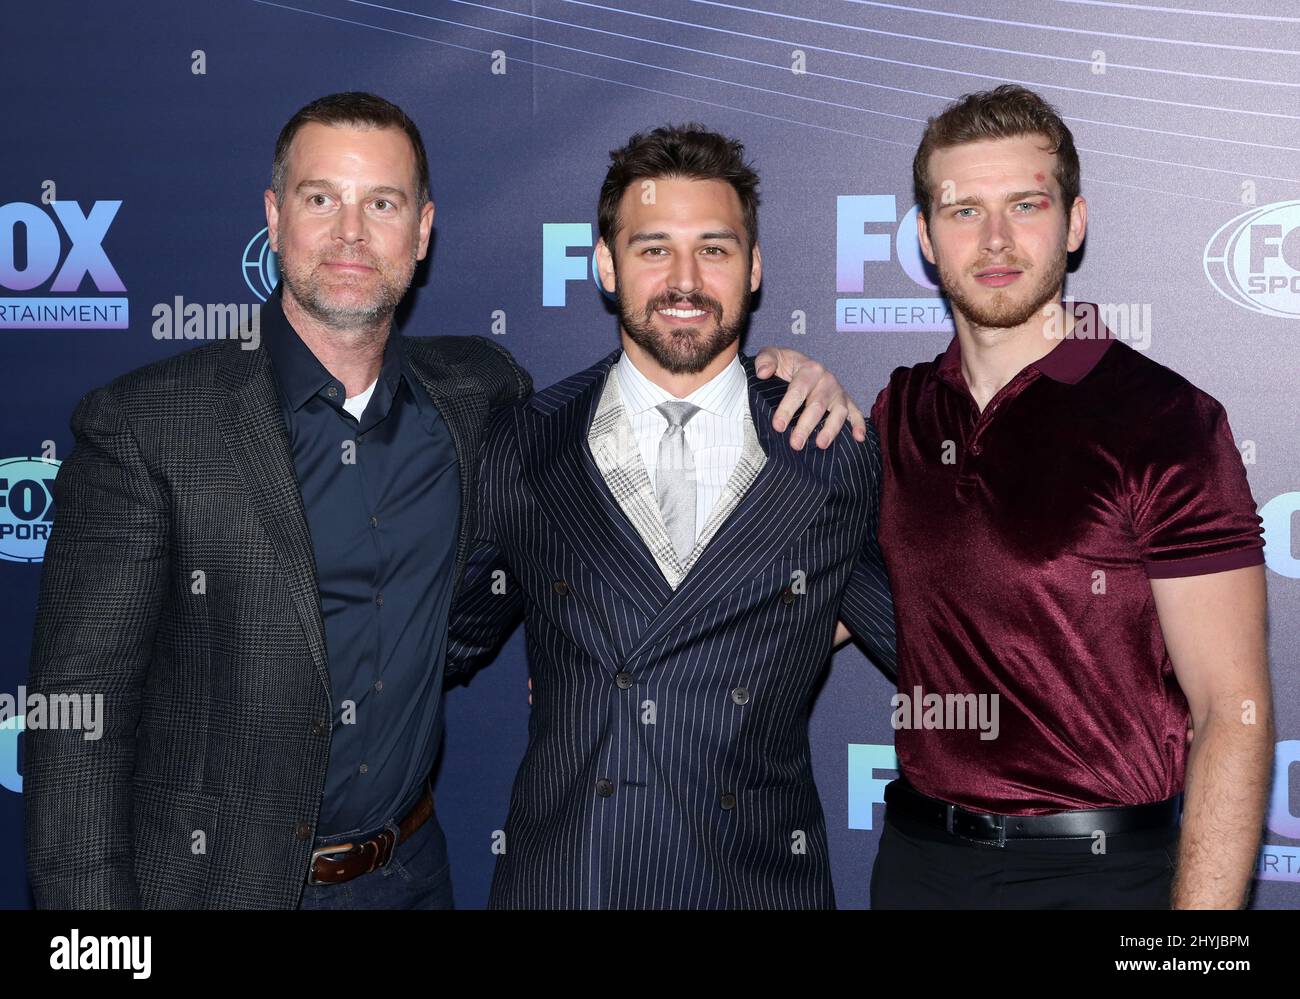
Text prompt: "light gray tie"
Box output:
[[655, 400, 700, 564]]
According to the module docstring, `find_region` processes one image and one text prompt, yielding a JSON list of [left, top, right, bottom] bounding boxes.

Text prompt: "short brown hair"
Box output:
[[598, 124, 760, 253], [912, 84, 1080, 219], [271, 92, 431, 206]]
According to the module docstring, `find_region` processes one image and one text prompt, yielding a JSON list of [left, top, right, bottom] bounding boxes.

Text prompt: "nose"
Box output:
[[331, 195, 367, 247], [666, 251, 702, 298], [980, 211, 1013, 257]]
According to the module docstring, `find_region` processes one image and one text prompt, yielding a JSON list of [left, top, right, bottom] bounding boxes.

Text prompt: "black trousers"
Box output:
[[871, 805, 1178, 909]]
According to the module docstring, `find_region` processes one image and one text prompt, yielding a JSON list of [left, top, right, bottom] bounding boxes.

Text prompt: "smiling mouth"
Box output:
[[657, 307, 709, 319]]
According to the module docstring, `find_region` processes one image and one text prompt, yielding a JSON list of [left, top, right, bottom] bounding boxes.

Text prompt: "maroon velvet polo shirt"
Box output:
[[871, 304, 1265, 815]]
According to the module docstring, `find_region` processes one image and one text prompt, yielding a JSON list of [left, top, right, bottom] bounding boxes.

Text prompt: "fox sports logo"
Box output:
[[1204, 201, 1300, 320]]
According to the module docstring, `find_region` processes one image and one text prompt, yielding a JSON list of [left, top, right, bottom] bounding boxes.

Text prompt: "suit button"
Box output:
[[552, 580, 571, 597], [720, 792, 737, 810], [311, 720, 327, 737], [970, 443, 983, 457], [731, 687, 749, 705], [595, 778, 615, 798], [780, 586, 796, 605], [295, 822, 313, 841], [615, 672, 634, 689]]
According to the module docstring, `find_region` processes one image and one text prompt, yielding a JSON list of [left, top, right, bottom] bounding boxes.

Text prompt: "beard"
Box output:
[[938, 241, 1067, 331], [278, 241, 417, 330], [617, 285, 751, 375]]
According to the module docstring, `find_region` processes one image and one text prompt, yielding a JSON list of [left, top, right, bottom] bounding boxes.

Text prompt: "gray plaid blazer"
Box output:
[[23, 309, 531, 909]]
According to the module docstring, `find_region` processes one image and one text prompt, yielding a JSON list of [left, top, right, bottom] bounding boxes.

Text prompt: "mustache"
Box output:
[[644, 291, 723, 318], [969, 255, 1031, 274]]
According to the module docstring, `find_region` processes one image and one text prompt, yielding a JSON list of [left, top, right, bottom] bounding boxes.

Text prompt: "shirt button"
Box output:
[[375, 593, 384, 606], [552, 580, 571, 597], [970, 443, 983, 457], [720, 792, 737, 810], [373, 679, 384, 693], [731, 687, 749, 705], [369, 516, 379, 528], [614, 671, 634, 689], [295, 822, 313, 841], [595, 778, 615, 798], [311, 720, 327, 736], [780, 586, 796, 605], [358, 763, 368, 775]]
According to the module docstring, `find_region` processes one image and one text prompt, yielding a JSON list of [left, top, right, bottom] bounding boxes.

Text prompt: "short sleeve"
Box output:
[[1129, 392, 1264, 578]]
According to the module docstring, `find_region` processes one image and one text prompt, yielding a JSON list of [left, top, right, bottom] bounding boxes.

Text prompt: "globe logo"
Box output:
[[1204, 200, 1300, 320], [242, 227, 280, 302]]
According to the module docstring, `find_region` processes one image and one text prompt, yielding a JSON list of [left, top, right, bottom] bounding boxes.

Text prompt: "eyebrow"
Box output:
[[626, 228, 742, 244], [295, 179, 410, 200], [946, 189, 1052, 208]]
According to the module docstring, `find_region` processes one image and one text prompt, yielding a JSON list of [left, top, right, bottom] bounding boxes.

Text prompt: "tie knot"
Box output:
[[656, 400, 699, 430]]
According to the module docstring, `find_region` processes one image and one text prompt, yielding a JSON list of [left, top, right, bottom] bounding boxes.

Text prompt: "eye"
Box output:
[[700, 246, 726, 256], [1015, 201, 1037, 212], [372, 199, 393, 212], [954, 207, 976, 218], [642, 246, 668, 257], [308, 193, 331, 208]]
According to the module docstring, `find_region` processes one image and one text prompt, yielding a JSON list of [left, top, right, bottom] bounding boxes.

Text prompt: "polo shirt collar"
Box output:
[[936, 300, 1114, 390]]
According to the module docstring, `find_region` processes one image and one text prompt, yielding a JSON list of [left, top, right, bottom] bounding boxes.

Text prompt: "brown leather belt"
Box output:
[[307, 787, 433, 886]]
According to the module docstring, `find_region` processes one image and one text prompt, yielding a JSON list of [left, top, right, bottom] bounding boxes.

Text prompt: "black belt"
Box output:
[[885, 777, 1180, 847]]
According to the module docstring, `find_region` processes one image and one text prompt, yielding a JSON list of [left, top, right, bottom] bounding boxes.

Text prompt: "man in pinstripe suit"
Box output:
[[447, 125, 897, 909], [24, 96, 869, 910]]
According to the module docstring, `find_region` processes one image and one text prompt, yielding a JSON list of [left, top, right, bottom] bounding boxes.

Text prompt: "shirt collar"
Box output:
[[262, 283, 407, 413], [615, 350, 748, 421], [936, 300, 1114, 390]]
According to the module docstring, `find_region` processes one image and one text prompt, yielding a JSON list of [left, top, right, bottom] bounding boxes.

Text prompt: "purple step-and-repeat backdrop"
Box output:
[[2, 0, 1297, 908]]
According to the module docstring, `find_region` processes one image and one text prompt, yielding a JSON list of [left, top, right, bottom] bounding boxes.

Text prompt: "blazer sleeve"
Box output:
[[837, 417, 898, 679], [444, 406, 526, 688], [24, 387, 171, 909]]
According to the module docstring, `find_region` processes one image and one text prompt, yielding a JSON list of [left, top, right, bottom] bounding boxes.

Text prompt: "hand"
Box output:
[[754, 346, 867, 449]]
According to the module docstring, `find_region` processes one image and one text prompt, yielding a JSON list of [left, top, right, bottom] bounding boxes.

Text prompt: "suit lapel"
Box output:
[[524, 352, 675, 627], [213, 345, 331, 696], [586, 368, 685, 587], [622, 358, 832, 663]]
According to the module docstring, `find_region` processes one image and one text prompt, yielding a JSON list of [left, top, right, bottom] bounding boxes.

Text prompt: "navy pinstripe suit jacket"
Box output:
[[447, 349, 896, 909]]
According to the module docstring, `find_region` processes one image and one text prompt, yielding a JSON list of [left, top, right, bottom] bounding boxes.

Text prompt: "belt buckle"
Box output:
[[308, 841, 360, 886], [951, 806, 1007, 848], [308, 830, 397, 886]]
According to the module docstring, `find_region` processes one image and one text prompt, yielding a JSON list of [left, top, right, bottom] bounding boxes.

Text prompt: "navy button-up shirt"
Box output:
[[263, 291, 460, 836]]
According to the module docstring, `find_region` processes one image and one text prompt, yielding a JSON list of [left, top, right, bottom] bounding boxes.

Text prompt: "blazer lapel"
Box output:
[[213, 345, 330, 696], [524, 352, 675, 626], [586, 368, 686, 587], [622, 357, 833, 663]]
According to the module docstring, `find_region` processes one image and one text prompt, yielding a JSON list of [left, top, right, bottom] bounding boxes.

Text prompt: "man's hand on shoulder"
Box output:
[[754, 346, 866, 450]]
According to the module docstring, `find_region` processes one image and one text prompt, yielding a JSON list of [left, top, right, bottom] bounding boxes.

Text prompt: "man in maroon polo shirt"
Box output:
[[862, 85, 1273, 908]]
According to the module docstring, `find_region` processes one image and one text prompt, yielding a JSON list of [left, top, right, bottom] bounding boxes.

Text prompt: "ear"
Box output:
[[595, 237, 617, 294], [749, 242, 763, 292], [1066, 195, 1087, 253], [416, 199, 436, 261], [916, 208, 936, 266], [264, 189, 280, 253]]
